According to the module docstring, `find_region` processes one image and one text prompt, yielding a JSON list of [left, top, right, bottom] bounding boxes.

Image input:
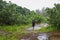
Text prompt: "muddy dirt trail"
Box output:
[[20, 23, 60, 40], [20, 31, 60, 40]]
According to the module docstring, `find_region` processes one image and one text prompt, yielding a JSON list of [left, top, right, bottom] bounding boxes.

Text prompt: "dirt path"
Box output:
[[49, 31, 60, 40], [26, 23, 48, 32], [20, 32, 49, 40], [20, 23, 60, 40], [20, 31, 60, 40], [20, 23, 49, 40]]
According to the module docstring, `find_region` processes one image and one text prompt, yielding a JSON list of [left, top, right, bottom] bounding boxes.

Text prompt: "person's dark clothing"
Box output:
[[32, 20, 35, 27]]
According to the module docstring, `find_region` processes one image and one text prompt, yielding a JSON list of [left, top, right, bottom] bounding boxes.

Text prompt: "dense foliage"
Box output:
[[46, 4, 60, 29], [0, 0, 45, 25]]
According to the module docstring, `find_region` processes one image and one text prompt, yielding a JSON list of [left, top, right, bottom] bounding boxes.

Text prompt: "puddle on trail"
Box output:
[[21, 33, 49, 40], [37, 33, 49, 40]]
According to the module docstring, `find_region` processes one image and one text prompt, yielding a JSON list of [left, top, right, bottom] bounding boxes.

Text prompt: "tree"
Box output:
[[46, 4, 60, 29], [0, 0, 44, 25]]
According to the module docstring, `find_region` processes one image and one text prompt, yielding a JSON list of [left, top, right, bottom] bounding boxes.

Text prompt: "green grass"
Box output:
[[0, 24, 31, 32], [35, 26, 58, 33], [0, 24, 32, 40]]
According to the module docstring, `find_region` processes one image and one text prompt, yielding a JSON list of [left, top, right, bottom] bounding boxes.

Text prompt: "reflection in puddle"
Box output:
[[37, 33, 49, 40]]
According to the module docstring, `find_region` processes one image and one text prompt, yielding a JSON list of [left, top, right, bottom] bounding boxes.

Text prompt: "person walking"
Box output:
[[32, 19, 35, 31]]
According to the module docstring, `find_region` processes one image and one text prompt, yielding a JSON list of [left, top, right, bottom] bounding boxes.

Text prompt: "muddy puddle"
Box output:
[[37, 33, 49, 40], [21, 33, 49, 40]]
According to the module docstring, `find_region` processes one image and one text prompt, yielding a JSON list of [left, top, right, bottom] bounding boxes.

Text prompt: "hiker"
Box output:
[[32, 19, 35, 30]]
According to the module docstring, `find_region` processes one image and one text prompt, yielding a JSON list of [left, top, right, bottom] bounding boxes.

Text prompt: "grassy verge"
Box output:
[[0, 24, 32, 40], [35, 26, 58, 33]]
